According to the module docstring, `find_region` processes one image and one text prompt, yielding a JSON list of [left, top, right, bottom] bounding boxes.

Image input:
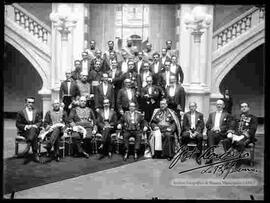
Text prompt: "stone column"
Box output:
[[177, 5, 214, 118]]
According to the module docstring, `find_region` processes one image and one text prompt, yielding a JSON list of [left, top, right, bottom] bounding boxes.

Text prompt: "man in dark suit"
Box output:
[[88, 60, 104, 95], [117, 78, 138, 115], [206, 99, 231, 164], [182, 102, 205, 165], [160, 48, 171, 65], [165, 40, 177, 58], [117, 102, 148, 161], [122, 60, 141, 94], [165, 75, 186, 116], [71, 60, 82, 81], [59, 71, 80, 115], [80, 51, 91, 75], [135, 51, 146, 74], [119, 51, 129, 74], [95, 73, 115, 112], [140, 76, 164, 122], [143, 42, 154, 64], [170, 55, 184, 84], [85, 40, 96, 61], [159, 60, 173, 89], [16, 97, 43, 162], [96, 99, 118, 159], [138, 62, 153, 89], [90, 49, 109, 73], [103, 41, 121, 62], [222, 102, 257, 152], [150, 52, 164, 85]]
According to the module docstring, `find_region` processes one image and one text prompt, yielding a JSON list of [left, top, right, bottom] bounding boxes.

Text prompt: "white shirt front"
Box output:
[[142, 71, 150, 88], [171, 64, 177, 74], [137, 60, 142, 73], [214, 111, 222, 130], [169, 85, 176, 97], [126, 88, 132, 100], [67, 81, 71, 95], [148, 86, 153, 95], [154, 62, 159, 73], [165, 71, 170, 87], [191, 112, 196, 129], [161, 57, 166, 64], [103, 83, 108, 96], [82, 60, 88, 74], [25, 108, 33, 121], [121, 60, 128, 73], [104, 108, 110, 120], [111, 68, 116, 79]]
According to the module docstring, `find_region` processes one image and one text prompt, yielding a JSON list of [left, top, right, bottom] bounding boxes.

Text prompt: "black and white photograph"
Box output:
[[3, 2, 266, 200]]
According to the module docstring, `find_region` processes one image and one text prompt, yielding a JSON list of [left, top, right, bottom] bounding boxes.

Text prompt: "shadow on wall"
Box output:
[[4, 42, 43, 116]]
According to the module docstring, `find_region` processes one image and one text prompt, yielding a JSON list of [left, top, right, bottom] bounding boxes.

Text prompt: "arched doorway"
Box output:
[[219, 44, 264, 118], [4, 42, 43, 117]]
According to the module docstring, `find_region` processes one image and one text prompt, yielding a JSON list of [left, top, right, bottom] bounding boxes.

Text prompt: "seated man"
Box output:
[[68, 96, 97, 158], [96, 99, 118, 159], [16, 97, 43, 163], [182, 102, 205, 165], [223, 102, 257, 153], [117, 102, 148, 161], [43, 99, 67, 161], [206, 99, 231, 164], [149, 98, 181, 160]]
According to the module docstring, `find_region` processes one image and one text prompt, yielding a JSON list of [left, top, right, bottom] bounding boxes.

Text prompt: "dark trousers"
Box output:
[[123, 130, 141, 153], [62, 96, 72, 115], [207, 130, 226, 149], [223, 137, 250, 152], [161, 131, 175, 158], [47, 127, 62, 154], [100, 128, 114, 155], [24, 127, 39, 154], [182, 131, 203, 155], [140, 99, 158, 122], [72, 132, 85, 154]]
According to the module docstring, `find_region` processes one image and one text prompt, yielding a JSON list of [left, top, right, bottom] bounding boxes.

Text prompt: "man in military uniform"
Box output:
[[122, 38, 134, 59], [119, 51, 129, 74], [43, 99, 68, 161], [140, 76, 163, 122], [182, 102, 205, 165], [222, 102, 257, 152], [76, 71, 94, 108], [16, 97, 43, 163], [117, 102, 148, 161], [149, 98, 181, 160], [68, 96, 97, 158], [85, 40, 96, 61], [165, 40, 177, 58], [96, 99, 118, 159], [143, 42, 154, 64]]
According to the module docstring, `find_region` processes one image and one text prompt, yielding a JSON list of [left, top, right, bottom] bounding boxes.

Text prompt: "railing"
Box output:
[[5, 3, 51, 45], [213, 6, 265, 51]]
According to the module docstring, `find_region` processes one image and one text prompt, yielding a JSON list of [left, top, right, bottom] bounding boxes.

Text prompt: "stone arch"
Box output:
[[4, 35, 49, 92]]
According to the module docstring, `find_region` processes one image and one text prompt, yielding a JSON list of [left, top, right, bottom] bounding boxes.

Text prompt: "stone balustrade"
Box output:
[[213, 6, 265, 51], [5, 3, 51, 45]]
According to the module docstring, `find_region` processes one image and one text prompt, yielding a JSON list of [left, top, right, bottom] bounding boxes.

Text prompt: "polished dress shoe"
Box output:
[[82, 151, 90, 159], [196, 158, 202, 165], [205, 159, 213, 164], [123, 153, 128, 161], [134, 153, 138, 161]]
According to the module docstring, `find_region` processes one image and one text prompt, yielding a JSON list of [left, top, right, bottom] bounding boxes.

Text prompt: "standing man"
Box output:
[[119, 51, 129, 74], [85, 40, 97, 61], [170, 55, 184, 84], [165, 75, 186, 117], [165, 40, 177, 58], [76, 71, 93, 108], [138, 62, 153, 89], [150, 52, 164, 85], [149, 98, 181, 160], [43, 99, 67, 161], [117, 78, 138, 115], [159, 60, 173, 89], [182, 102, 205, 165], [96, 99, 118, 159], [122, 60, 140, 93], [206, 99, 231, 164], [95, 73, 115, 112], [59, 71, 80, 115], [223, 102, 257, 152], [90, 49, 109, 73], [140, 76, 163, 122], [16, 97, 43, 162], [117, 102, 148, 161], [88, 60, 104, 95], [135, 51, 146, 74], [71, 60, 82, 81], [81, 51, 91, 74], [143, 42, 154, 64], [160, 48, 170, 65]]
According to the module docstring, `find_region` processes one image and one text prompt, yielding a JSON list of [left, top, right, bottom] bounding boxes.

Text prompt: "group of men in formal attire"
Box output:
[[15, 39, 258, 165]]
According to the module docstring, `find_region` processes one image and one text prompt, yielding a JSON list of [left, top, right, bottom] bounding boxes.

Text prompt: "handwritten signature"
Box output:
[[168, 145, 256, 179]]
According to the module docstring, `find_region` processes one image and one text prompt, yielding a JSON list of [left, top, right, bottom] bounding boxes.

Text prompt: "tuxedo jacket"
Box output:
[[96, 109, 118, 131], [160, 56, 171, 65], [80, 59, 92, 72], [206, 111, 231, 134], [135, 59, 147, 74], [16, 108, 42, 136], [150, 60, 164, 74], [122, 71, 141, 91], [165, 84, 186, 111], [138, 71, 154, 89], [94, 83, 115, 109], [59, 79, 80, 101], [117, 88, 138, 110], [140, 85, 163, 101], [170, 64, 184, 84], [119, 60, 129, 73], [183, 111, 204, 133], [90, 58, 109, 73]]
